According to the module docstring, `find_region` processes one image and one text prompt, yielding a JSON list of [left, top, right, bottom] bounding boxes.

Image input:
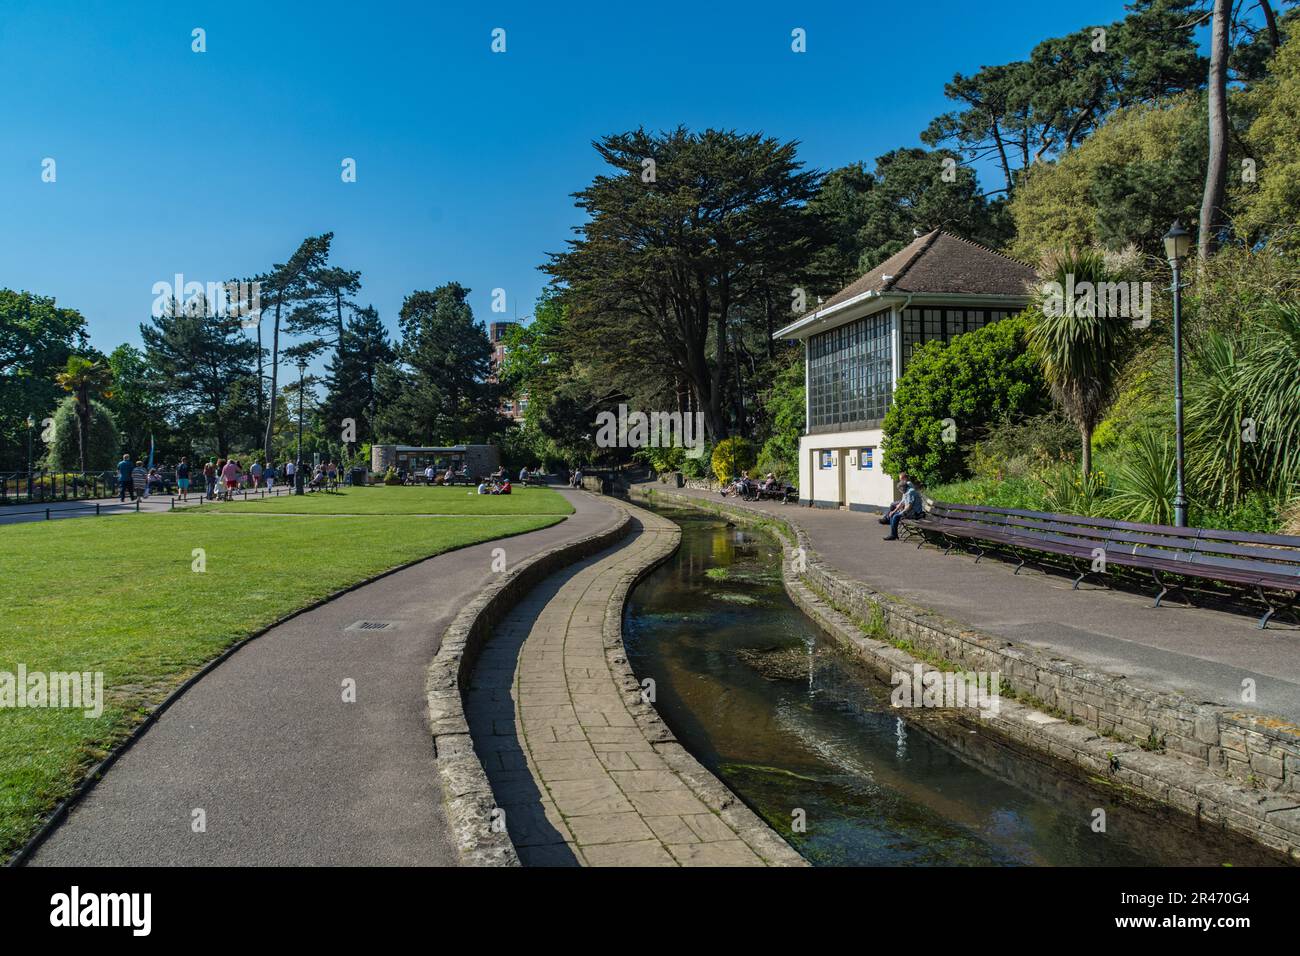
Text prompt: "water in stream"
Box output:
[[623, 506, 1282, 867]]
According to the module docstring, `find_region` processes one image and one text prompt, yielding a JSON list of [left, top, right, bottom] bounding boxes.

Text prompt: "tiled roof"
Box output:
[[819, 230, 1038, 310]]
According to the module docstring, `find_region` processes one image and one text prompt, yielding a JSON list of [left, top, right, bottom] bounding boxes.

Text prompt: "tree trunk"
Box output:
[[263, 296, 282, 459], [1080, 424, 1092, 479], [76, 389, 88, 474], [256, 318, 264, 424], [1261, 0, 1280, 51], [991, 118, 1013, 195], [1198, 0, 1231, 259]]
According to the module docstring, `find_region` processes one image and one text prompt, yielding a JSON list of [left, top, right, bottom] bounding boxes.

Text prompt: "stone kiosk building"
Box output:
[[774, 230, 1037, 510], [370, 443, 499, 479]]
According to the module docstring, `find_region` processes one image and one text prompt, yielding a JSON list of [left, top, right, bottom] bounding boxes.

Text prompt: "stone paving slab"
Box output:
[[467, 497, 806, 867]]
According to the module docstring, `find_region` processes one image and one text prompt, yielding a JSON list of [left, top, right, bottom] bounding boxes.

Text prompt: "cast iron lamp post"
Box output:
[[295, 358, 308, 496], [1164, 220, 1192, 528], [26, 414, 35, 500]]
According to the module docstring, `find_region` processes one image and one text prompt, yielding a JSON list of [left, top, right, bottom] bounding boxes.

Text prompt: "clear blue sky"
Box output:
[[1, 0, 1140, 362]]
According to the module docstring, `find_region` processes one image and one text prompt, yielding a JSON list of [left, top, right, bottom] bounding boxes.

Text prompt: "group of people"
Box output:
[[421, 464, 471, 485], [476, 475, 512, 495], [113, 456, 171, 501], [719, 471, 782, 500], [115, 453, 344, 503]]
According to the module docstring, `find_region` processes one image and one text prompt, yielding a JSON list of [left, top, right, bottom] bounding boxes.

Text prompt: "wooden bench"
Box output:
[[903, 501, 1300, 629]]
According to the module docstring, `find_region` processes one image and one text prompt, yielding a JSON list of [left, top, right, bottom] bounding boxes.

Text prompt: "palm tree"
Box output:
[[55, 356, 113, 474], [1028, 249, 1134, 478]]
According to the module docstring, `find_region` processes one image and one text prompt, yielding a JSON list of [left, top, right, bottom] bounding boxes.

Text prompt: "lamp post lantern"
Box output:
[[295, 358, 308, 496], [1164, 220, 1193, 527]]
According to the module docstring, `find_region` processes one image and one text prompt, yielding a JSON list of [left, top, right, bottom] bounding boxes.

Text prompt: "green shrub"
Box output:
[[755, 439, 794, 482], [1105, 429, 1177, 525], [711, 437, 756, 483], [1191, 493, 1283, 533], [680, 443, 713, 480], [634, 444, 686, 475], [926, 475, 1049, 511], [970, 411, 1078, 480], [1040, 463, 1110, 517], [882, 314, 1050, 485], [383, 466, 401, 485]]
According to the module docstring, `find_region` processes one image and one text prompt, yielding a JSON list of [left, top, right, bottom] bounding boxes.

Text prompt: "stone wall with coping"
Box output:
[[427, 509, 634, 866], [634, 486, 1300, 860]]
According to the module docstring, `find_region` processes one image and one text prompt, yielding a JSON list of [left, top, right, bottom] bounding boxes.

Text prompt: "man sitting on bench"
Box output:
[[881, 472, 923, 541]]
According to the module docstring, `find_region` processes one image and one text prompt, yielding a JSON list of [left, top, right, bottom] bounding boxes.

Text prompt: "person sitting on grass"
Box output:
[[880, 472, 924, 541], [499, 479, 512, 495], [476, 479, 489, 495]]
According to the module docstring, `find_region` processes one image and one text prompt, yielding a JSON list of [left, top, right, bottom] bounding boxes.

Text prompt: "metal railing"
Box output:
[[1, 483, 300, 520]]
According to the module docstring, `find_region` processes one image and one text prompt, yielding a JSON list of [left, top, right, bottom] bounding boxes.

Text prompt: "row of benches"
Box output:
[[901, 501, 1300, 629]]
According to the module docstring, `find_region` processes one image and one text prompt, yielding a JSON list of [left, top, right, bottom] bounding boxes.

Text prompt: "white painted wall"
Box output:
[[798, 428, 893, 508]]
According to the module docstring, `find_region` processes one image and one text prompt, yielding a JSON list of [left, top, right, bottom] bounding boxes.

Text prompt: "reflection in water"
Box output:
[[624, 507, 1282, 867]]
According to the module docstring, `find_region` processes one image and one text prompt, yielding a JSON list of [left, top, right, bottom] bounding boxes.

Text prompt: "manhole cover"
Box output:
[[345, 620, 399, 632]]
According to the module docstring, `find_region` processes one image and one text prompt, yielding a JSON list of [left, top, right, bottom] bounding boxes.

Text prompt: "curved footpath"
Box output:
[[458, 498, 805, 866], [24, 490, 621, 866]]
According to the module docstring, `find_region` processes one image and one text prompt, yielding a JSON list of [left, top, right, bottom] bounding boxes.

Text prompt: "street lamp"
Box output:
[[1164, 219, 1193, 527], [295, 358, 308, 496], [25, 414, 35, 500]]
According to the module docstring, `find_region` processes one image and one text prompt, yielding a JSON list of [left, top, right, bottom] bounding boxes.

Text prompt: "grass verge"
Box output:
[[0, 507, 563, 861], [202, 484, 574, 515]]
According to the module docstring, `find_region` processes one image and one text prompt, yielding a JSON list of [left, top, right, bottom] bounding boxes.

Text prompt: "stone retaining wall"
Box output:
[[427, 510, 634, 865], [635, 486, 1300, 861]]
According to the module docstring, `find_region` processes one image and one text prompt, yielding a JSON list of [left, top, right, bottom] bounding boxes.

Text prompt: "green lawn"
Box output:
[[0, 506, 564, 861], [203, 483, 574, 515]]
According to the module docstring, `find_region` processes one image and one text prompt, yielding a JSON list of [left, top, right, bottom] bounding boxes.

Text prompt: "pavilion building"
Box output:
[[773, 230, 1037, 510]]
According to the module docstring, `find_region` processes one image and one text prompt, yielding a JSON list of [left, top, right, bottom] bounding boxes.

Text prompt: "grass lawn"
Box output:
[[0, 506, 564, 861], [203, 483, 574, 515]]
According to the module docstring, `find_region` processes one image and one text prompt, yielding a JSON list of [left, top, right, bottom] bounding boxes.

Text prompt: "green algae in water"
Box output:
[[623, 503, 1286, 868], [711, 592, 763, 606]]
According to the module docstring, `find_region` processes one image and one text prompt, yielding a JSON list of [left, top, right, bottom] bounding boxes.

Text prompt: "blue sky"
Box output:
[[1, 0, 1141, 362]]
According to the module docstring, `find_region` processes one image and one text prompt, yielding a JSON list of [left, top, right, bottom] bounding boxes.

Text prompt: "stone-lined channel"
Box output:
[[623, 505, 1280, 866]]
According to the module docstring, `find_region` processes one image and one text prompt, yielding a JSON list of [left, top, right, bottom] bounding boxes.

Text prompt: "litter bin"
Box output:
[[350, 467, 368, 486]]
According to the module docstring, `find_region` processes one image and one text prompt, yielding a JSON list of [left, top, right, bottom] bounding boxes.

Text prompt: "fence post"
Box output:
[[96, 502, 100, 516], [136, 499, 140, 512], [46, 508, 50, 520]]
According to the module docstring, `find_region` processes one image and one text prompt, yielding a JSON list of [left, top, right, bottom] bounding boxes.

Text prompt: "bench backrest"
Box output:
[[927, 500, 1300, 578]]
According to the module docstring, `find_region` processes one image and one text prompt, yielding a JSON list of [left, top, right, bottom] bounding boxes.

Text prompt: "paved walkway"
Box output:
[[26, 491, 619, 866], [636, 483, 1300, 726], [467, 502, 803, 866]]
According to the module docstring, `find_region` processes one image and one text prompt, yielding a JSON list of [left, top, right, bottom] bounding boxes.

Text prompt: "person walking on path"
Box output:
[[250, 459, 263, 489], [116, 454, 135, 502], [220, 458, 240, 501], [203, 459, 217, 499], [131, 460, 148, 500], [176, 456, 191, 501]]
